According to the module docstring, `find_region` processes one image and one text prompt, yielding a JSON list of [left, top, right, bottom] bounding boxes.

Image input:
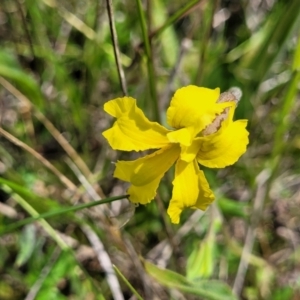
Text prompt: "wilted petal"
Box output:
[[197, 119, 249, 168], [114, 145, 180, 204], [103, 97, 170, 151], [166, 86, 233, 135], [167, 160, 214, 224]]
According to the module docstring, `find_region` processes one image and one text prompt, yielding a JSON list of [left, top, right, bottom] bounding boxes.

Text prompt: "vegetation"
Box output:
[[0, 0, 299, 299]]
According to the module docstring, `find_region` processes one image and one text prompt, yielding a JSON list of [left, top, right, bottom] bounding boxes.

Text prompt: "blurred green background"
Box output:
[[0, 0, 299, 299]]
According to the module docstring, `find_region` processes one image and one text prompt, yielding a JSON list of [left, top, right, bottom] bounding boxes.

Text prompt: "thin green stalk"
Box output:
[[152, 0, 201, 39], [113, 265, 144, 300], [24, 248, 61, 300], [15, 0, 35, 59], [147, 56, 159, 120], [2, 188, 68, 249], [243, 0, 300, 86], [2, 185, 104, 294], [195, 0, 217, 85], [135, 0, 160, 122], [106, 0, 128, 96], [270, 35, 300, 177], [0, 194, 128, 235], [269, 71, 300, 176], [135, 0, 152, 76]]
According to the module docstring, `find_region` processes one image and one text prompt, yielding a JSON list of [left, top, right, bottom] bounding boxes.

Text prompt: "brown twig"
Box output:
[[155, 194, 182, 270], [232, 169, 271, 296], [64, 157, 109, 220], [147, 209, 206, 267], [124, 236, 153, 299], [0, 127, 76, 192], [82, 224, 125, 300], [0, 77, 95, 184]]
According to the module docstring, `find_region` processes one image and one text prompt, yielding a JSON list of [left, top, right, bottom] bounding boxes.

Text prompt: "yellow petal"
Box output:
[[103, 97, 170, 151], [167, 128, 192, 146], [167, 160, 215, 224], [179, 139, 202, 162], [166, 86, 233, 135], [197, 120, 249, 168], [114, 145, 180, 204], [126, 183, 159, 205]]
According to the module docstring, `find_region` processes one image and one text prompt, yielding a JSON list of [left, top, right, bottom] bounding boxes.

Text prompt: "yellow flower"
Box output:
[[103, 86, 249, 224]]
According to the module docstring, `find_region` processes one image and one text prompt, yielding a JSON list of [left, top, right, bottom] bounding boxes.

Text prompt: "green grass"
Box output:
[[0, 0, 299, 299]]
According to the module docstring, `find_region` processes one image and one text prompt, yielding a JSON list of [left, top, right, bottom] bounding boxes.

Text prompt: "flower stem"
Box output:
[[135, 0, 160, 122], [113, 264, 144, 300], [0, 194, 128, 235]]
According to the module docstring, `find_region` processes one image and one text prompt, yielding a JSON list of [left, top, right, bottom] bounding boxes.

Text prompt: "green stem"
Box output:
[[0, 194, 128, 235], [270, 34, 300, 177], [113, 265, 144, 300], [0, 186, 68, 249], [265, 35, 300, 204], [135, 0, 160, 122], [195, 0, 217, 85], [153, 0, 200, 39]]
